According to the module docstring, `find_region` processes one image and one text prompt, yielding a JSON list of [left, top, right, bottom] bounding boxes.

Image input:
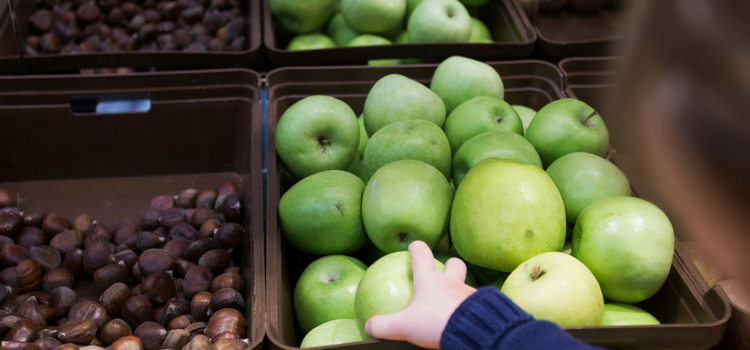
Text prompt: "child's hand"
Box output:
[[365, 241, 477, 349]]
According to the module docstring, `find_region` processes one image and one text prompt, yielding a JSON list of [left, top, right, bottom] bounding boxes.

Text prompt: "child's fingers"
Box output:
[[443, 257, 468, 282], [365, 311, 410, 342], [408, 241, 436, 279]]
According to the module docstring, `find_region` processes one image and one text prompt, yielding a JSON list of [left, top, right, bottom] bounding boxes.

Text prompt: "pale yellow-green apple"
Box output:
[[341, 0, 406, 35], [469, 17, 492, 42], [275, 96, 359, 178], [573, 197, 675, 303], [271, 0, 335, 33], [562, 240, 572, 255], [431, 56, 504, 113], [451, 158, 566, 272], [602, 304, 660, 326], [300, 319, 364, 348], [433, 252, 478, 287], [363, 74, 446, 136], [525, 99, 610, 167], [363, 120, 452, 179], [287, 33, 337, 50], [546, 152, 631, 224], [460, 0, 489, 6], [347, 35, 400, 66], [357, 115, 369, 158], [452, 131, 542, 187], [512, 105, 537, 134], [294, 255, 367, 334], [408, 0, 472, 43], [278, 170, 367, 255], [444, 96, 524, 153], [354, 251, 445, 339], [326, 13, 358, 46], [362, 160, 453, 252], [502, 252, 605, 327]]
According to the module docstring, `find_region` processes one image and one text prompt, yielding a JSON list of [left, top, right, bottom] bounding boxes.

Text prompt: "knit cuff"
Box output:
[[440, 287, 534, 350]]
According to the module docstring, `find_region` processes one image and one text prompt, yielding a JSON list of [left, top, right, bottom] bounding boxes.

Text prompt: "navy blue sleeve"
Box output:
[[440, 287, 600, 350]]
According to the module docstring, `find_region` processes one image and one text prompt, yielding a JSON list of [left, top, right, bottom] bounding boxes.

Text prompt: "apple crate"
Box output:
[[559, 56, 622, 87], [263, 0, 536, 67], [0, 0, 262, 74], [0, 69, 265, 349]]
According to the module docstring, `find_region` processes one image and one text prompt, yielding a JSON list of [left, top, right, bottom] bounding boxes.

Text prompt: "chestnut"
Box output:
[[184, 335, 213, 350], [131, 283, 142, 296], [205, 308, 245, 338], [38, 304, 56, 324], [23, 213, 46, 229], [163, 240, 188, 260], [62, 249, 86, 277], [167, 314, 193, 331], [113, 219, 140, 236], [213, 224, 242, 250], [0, 342, 41, 350], [0, 267, 17, 289], [190, 209, 219, 228], [33, 337, 62, 350], [176, 189, 198, 209], [168, 223, 198, 244], [138, 249, 174, 277], [0, 190, 13, 208], [100, 283, 131, 318], [30, 246, 61, 272], [114, 250, 138, 277], [0, 283, 14, 304], [153, 226, 168, 238], [162, 208, 188, 229], [195, 191, 217, 209], [84, 223, 111, 247], [0, 245, 31, 267], [141, 271, 175, 305], [156, 298, 189, 326], [198, 220, 220, 240], [214, 183, 239, 210], [212, 338, 245, 350], [175, 259, 197, 278], [99, 319, 132, 347], [15, 228, 48, 250], [190, 292, 212, 323], [58, 320, 96, 344], [110, 336, 143, 350], [8, 318, 39, 342], [112, 227, 138, 252], [208, 288, 244, 316], [137, 231, 165, 251], [133, 321, 167, 350], [121, 295, 153, 329], [16, 291, 49, 305], [49, 230, 84, 255], [93, 262, 128, 290], [73, 215, 94, 234], [0, 237, 13, 253], [67, 301, 107, 331], [0, 314, 21, 338], [198, 250, 231, 274], [162, 329, 190, 350], [183, 266, 215, 299], [211, 272, 243, 294], [184, 239, 215, 263], [0, 213, 23, 237], [82, 241, 115, 275], [184, 322, 207, 337], [16, 259, 42, 293], [150, 196, 175, 211], [139, 208, 163, 231], [41, 214, 72, 238], [217, 194, 241, 223], [37, 326, 59, 339], [49, 287, 76, 319], [132, 263, 142, 282], [16, 297, 46, 329], [40, 268, 74, 293]]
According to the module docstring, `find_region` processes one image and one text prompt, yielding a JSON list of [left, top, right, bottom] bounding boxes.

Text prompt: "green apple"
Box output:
[[546, 152, 631, 224], [561, 240, 572, 255], [287, 33, 337, 50], [511, 105, 537, 134], [294, 255, 367, 334], [355, 251, 445, 339], [362, 160, 453, 253], [502, 252, 604, 327], [469, 17, 491, 42], [301, 319, 364, 348], [460, 0, 489, 6], [341, 0, 405, 35], [327, 13, 358, 46], [431, 56, 504, 114], [346, 35, 400, 66], [525, 99, 610, 167], [276, 95, 359, 179], [406, 0, 426, 15], [363, 74, 446, 137], [357, 115, 369, 158], [433, 252, 478, 287], [573, 196, 674, 303], [363, 120, 452, 179], [452, 131, 542, 187], [451, 158, 566, 272], [444, 96, 523, 153], [408, 0, 472, 43], [271, 0, 336, 33], [395, 31, 410, 43], [433, 234, 451, 255], [602, 304, 660, 326], [279, 170, 368, 255]]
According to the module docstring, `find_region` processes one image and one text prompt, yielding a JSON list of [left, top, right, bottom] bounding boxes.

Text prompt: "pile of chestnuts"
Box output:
[[24, 0, 247, 55], [0, 183, 250, 350]]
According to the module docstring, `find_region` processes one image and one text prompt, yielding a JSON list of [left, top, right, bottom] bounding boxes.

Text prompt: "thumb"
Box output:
[[365, 311, 410, 341]]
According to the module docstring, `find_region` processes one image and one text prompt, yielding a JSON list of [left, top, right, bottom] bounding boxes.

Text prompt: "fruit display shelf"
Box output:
[[559, 56, 621, 86], [263, 0, 536, 67], [0, 69, 265, 350], [0, 0, 262, 74], [266, 61, 730, 349]]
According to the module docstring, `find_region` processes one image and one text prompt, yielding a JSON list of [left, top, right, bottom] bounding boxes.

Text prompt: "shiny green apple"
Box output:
[[452, 131, 542, 188], [444, 96, 523, 153], [341, 0, 405, 35], [512, 105, 537, 134], [287, 33, 337, 50], [469, 17, 491, 42], [300, 319, 364, 348], [326, 13, 358, 46], [363, 74, 446, 136], [408, 0, 472, 43], [357, 115, 369, 158], [271, 0, 336, 33], [431, 56, 504, 113], [602, 304, 660, 326]]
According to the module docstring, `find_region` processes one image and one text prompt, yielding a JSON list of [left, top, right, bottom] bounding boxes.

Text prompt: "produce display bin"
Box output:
[[266, 61, 730, 349], [0, 69, 265, 350], [0, 0, 22, 74], [559, 56, 621, 86], [0, 0, 262, 74], [262, 0, 536, 67]]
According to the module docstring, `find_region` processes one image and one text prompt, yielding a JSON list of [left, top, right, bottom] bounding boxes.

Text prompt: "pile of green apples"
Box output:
[[270, 0, 493, 57], [275, 56, 674, 348]]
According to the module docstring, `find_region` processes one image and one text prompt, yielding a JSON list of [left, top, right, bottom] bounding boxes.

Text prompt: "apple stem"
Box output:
[[606, 150, 615, 161], [581, 110, 599, 126], [531, 266, 547, 281]]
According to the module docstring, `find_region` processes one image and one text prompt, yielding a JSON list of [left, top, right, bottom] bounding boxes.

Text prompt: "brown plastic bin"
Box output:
[[266, 62, 729, 349], [0, 69, 265, 350], [0, 0, 22, 74], [0, 0, 261, 74], [262, 0, 536, 67], [559, 56, 622, 87]]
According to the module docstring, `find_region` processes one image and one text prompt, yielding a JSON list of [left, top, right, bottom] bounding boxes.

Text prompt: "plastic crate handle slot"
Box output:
[[70, 94, 151, 114]]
